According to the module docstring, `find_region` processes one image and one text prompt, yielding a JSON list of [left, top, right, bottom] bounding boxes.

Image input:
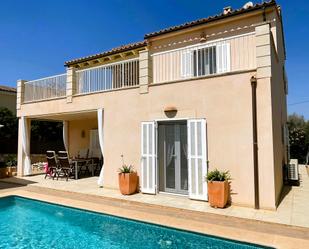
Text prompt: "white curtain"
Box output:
[[21, 117, 31, 175], [63, 121, 69, 152], [97, 108, 104, 187]]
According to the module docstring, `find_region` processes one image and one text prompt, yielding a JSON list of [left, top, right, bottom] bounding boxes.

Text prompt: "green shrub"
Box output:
[[206, 169, 231, 182], [5, 155, 17, 167]]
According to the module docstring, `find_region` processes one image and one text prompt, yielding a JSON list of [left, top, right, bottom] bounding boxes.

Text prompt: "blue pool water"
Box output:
[[0, 196, 273, 249]]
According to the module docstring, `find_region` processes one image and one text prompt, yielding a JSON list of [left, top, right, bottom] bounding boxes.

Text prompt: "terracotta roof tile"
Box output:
[[65, 40, 147, 66], [144, 0, 277, 39], [64, 1, 277, 67]]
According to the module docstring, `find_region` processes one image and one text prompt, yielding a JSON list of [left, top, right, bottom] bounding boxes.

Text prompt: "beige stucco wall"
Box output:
[[18, 71, 259, 207], [0, 91, 16, 114], [269, 11, 287, 205], [68, 118, 98, 157]]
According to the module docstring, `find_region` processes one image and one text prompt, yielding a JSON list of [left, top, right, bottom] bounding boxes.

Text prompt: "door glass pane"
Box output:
[[190, 122, 195, 155], [165, 125, 175, 189], [180, 124, 188, 191]]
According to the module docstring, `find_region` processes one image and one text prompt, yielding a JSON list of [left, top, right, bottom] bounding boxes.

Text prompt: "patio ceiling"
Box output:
[[29, 110, 97, 122]]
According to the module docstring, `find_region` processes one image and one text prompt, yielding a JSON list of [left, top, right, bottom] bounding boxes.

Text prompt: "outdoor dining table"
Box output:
[[71, 158, 95, 180]]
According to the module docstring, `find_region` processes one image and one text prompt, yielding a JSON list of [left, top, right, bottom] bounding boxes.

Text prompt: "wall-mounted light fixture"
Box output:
[[81, 130, 85, 138], [164, 106, 178, 118]]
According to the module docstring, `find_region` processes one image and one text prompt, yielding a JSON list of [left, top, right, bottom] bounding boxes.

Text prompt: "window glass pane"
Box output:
[[193, 50, 197, 77], [193, 46, 217, 77]]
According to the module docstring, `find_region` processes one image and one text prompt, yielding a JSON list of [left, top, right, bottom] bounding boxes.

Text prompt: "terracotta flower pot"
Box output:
[[0, 168, 7, 178], [7, 167, 17, 177], [208, 180, 229, 208], [118, 172, 137, 195]]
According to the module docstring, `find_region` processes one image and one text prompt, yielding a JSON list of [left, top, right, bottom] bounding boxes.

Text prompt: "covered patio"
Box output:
[[17, 109, 105, 185]]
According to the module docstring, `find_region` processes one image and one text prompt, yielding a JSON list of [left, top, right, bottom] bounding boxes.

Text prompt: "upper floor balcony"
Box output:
[[17, 31, 268, 109], [21, 58, 140, 103]]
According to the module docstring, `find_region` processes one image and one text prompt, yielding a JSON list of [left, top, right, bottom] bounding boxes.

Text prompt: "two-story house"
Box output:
[[16, 0, 288, 210]]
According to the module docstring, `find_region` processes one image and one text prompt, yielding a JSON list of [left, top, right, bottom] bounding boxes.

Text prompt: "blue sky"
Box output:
[[0, 0, 308, 118]]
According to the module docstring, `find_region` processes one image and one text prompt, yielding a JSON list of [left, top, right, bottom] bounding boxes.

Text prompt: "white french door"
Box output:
[[187, 119, 208, 201], [141, 121, 157, 194]]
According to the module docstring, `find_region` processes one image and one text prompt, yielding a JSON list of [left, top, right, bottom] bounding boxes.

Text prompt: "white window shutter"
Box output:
[[181, 50, 193, 78], [216, 42, 230, 73], [224, 42, 231, 72], [141, 121, 157, 194], [187, 119, 208, 201]]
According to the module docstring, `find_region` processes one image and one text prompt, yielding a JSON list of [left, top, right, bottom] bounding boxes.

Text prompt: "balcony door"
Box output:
[[158, 121, 188, 195]]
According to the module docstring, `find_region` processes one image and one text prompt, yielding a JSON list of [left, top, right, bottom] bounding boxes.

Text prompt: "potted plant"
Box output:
[[206, 169, 231, 208], [118, 165, 137, 195], [5, 155, 17, 177]]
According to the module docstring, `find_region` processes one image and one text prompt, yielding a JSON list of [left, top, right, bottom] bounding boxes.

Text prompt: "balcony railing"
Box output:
[[152, 32, 256, 84], [23, 74, 66, 102], [76, 59, 139, 94]]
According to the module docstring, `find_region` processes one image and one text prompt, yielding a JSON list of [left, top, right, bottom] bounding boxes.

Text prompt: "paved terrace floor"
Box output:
[[0, 166, 308, 249]]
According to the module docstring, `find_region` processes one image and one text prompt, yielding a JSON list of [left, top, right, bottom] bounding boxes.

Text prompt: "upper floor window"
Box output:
[[181, 42, 230, 79]]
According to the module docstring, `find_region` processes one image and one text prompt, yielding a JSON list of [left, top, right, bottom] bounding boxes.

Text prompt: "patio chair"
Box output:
[[45, 151, 58, 180], [78, 148, 91, 176], [57, 151, 74, 181]]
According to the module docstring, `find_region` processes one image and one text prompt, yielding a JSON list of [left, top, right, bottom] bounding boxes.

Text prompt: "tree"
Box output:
[[0, 107, 64, 154], [0, 107, 18, 139], [287, 113, 309, 163]]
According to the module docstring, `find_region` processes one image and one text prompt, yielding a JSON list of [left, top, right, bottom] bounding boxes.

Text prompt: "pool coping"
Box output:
[[0, 183, 308, 249]]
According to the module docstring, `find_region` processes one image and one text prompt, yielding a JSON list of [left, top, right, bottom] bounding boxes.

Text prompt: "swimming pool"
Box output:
[[0, 196, 272, 249]]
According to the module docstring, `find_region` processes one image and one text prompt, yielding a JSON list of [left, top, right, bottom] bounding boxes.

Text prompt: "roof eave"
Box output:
[[64, 41, 147, 67], [144, 0, 277, 39]]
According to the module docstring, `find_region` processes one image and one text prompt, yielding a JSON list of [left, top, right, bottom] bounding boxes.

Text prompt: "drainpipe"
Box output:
[[251, 76, 259, 209]]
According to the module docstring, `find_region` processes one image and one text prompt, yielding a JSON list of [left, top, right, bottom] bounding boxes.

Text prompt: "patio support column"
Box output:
[[63, 121, 69, 153], [17, 117, 31, 176], [97, 108, 104, 187], [139, 49, 152, 94], [66, 67, 76, 103]]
